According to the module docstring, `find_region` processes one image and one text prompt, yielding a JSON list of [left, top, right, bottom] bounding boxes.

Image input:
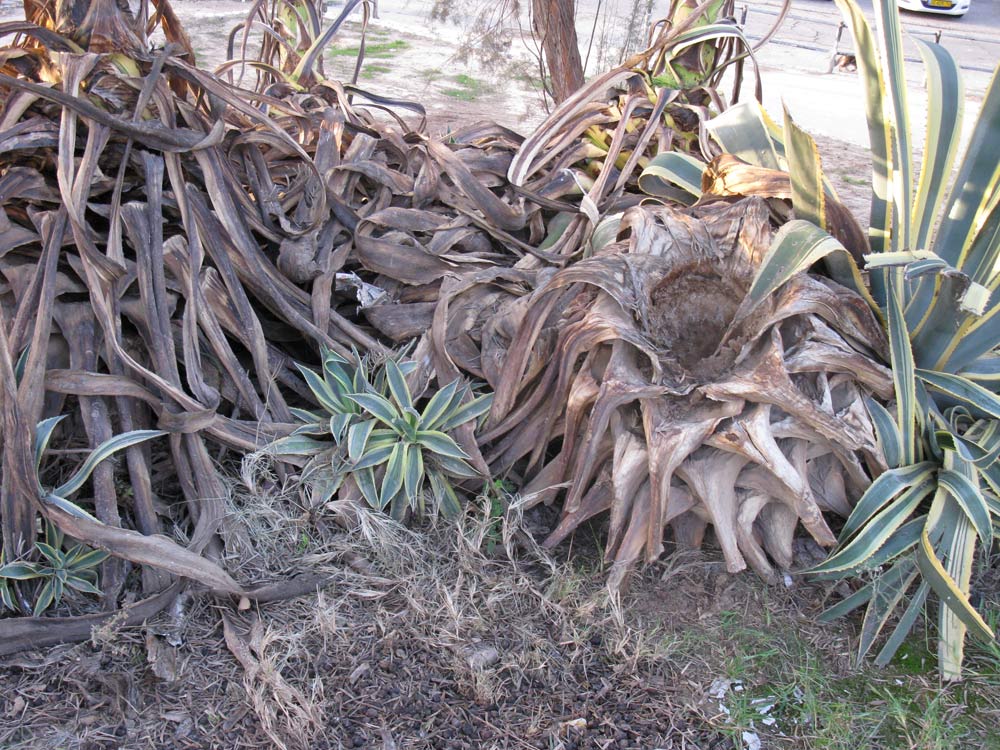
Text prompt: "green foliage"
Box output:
[[33, 415, 166, 521], [820, 0, 999, 681], [0, 416, 164, 616], [515, 72, 544, 91], [361, 63, 392, 78], [441, 73, 484, 101], [480, 479, 512, 556], [287, 347, 406, 446], [345, 360, 491, 519], [269, 349, 492, 520], [647, 0, 756, 91], [328, 39, 408, 58], [0, 523, 109, 616], [0, 549, 15, 612], [734, 0, 1000, 678], [637, 152, 704, 205]]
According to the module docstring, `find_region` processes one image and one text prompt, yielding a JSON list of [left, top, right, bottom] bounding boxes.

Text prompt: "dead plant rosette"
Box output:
[[458, 196, 893, 586]]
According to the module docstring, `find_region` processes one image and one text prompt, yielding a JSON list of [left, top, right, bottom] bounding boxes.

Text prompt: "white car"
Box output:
[[897, 0, 970, 16]]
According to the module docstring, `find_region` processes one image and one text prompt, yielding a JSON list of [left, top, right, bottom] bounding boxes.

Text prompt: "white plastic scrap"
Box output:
[[708, 677, 745, 718], [742, 730, 762, 750], [708, 677, 743, 699], [336, 272, 388, 308]]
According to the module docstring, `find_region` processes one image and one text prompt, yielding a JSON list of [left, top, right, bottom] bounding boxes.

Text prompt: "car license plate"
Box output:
[[927, 0, 953, 6]]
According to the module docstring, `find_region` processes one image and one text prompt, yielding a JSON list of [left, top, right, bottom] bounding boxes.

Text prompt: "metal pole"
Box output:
[[827, 21, 846, 74]]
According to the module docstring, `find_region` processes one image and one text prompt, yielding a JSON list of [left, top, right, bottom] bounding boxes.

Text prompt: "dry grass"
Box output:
[[2, 464, 999, 749]]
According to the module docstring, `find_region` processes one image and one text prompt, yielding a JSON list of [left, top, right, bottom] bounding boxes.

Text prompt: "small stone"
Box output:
[[560, 717, 587, 732], [465, 645, 500, 671]]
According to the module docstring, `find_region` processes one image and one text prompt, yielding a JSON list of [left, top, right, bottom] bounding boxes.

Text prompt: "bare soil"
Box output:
[[812, 134, 877, 227]]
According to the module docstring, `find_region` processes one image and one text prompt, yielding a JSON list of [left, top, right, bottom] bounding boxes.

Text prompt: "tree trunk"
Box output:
[[531, 0, 585, 103]]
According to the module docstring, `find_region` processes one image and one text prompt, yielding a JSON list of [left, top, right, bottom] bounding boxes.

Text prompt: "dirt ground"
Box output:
[[2, 478, 999, 750]]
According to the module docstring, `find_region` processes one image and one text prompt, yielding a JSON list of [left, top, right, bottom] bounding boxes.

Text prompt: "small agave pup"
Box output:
[[0, 415, 165, 616], [461, 197, 892, 586], [269, 350, 493, 519], [0, 523, 109, 616]]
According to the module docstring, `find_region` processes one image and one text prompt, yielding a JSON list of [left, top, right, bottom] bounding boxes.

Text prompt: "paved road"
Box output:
[[759, 0, 1000, 42], [737, 0, 996, 144], [742, 0, 998, 91]]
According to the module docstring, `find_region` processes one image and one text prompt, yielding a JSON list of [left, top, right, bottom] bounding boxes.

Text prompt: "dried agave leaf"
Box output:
[[429, 197, 890, 585]]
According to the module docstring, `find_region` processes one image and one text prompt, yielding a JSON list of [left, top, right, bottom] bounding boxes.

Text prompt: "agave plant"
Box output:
[[0, 0, 537, 649], [506, 0, 771, 259], [265, 349, 397, 504], [343, 0, 893, 590], [0, 416, 163, 615], [287, 348, 418, 447], [0, 549, 17, 612], [269, 354, 492, 519], [344, 363, 492, 519], [32, 415, 166, 522], [694, 0, 1000, 678], [812, 1, 1000, 679], [0, 522, 109, 616], [413, 196, 890, 588]]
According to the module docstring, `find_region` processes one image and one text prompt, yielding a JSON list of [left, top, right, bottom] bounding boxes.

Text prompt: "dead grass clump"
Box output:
[[221, 610, 325, 749], [210, 479, 702, 746]]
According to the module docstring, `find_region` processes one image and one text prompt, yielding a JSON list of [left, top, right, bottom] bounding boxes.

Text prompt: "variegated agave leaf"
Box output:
[[704, 0, 1000, 678]]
